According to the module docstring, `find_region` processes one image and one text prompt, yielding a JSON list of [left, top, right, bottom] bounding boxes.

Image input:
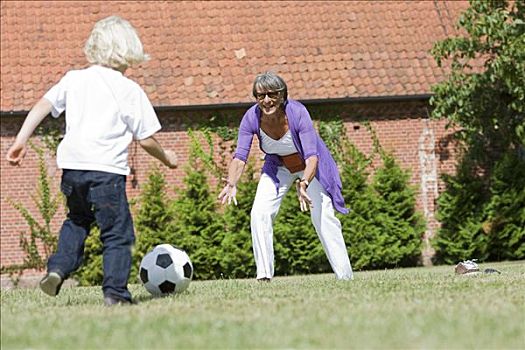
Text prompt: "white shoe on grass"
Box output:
[[455, 260, 480, 275]]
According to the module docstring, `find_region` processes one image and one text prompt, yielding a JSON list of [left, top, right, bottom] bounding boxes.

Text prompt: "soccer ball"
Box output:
[[139, 244, 193, 296]]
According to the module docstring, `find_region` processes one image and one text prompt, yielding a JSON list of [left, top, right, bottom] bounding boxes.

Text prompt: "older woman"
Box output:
[[218, 72, 353, 281]]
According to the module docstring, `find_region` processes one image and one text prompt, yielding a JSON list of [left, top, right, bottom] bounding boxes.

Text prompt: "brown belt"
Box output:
[[279, 153, 305, 173]]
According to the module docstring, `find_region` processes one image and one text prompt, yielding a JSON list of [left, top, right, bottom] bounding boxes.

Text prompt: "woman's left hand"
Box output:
[[296, 180, 313, 212]]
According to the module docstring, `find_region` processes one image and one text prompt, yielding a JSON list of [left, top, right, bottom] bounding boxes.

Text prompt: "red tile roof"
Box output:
[[0, 1, 469, 111]]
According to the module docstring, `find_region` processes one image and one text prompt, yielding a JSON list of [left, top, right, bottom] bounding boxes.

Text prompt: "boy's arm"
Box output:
[[138, 136, 178, 168], [6, 98, 53, 165]]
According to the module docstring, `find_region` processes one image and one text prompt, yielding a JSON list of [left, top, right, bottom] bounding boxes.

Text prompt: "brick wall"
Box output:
[[0, 99, 457, 268]]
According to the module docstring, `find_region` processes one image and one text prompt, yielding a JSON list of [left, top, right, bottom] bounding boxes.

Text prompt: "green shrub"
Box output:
[[433, 161, 490, 264], [369, 153, 425, 267], [273, 192, 330, 276], [167, 130, 225, 280], [340, 140, 385, 269], [219, 160, 258, 278], [130, 166, 176, 281], [485, 152, 525, 260], [73, 226, 103, 286], [340, 126, 424, 269], [1, 145, 61, 285], [430, 0, 525, 264], [434, 151, 525, 263]]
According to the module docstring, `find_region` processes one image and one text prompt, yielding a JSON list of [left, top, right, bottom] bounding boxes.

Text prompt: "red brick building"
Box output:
[[1, 1, 468, 270]]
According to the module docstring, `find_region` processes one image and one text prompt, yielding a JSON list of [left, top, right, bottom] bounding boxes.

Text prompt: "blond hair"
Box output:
[[84, 16, 149, 69]]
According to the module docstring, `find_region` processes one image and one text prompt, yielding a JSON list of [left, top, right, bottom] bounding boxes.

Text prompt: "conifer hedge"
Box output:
[[72, 121, 429, 285], [9, 94, 520, 287]]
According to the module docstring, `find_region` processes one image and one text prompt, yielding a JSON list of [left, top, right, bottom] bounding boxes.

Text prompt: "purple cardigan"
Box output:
[[234, 99, 348, 214]]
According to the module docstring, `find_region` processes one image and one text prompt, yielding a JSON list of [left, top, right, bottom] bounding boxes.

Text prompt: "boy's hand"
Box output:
[[6, 142, 27, 166], [5, 98, 53, 166], [163, 150, 178, 168], [138, 137, 178, 169]]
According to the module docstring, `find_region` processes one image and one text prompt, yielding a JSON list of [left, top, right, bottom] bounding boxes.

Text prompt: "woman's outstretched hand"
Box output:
[[296, 180, 313, 212], [218, 182, 238, 206]]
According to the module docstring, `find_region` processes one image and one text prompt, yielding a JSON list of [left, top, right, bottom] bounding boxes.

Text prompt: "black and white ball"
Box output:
[[139, 244, 193, 296]]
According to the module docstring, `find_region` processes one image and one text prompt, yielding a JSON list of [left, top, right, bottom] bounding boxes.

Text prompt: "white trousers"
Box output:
[[250, 167, 353, 280]]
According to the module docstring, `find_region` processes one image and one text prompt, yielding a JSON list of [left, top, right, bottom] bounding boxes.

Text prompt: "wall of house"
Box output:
[[0, 99, 457, 269]]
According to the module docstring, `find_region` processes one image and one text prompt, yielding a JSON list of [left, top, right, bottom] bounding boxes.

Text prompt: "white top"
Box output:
[[259, 129, 298, 156], [44, 65, 161, 175]]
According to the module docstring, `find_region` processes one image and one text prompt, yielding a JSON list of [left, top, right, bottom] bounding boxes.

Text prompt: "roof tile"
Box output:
[[1, 0, 469, 111]]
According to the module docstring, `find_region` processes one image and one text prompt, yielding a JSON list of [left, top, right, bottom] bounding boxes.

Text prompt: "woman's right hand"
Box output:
[[218, 182, 238, 206]]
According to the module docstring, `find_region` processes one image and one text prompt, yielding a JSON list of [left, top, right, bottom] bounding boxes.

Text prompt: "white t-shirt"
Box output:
[[44, 65, 161, 175], [259, 129, 298, 156]]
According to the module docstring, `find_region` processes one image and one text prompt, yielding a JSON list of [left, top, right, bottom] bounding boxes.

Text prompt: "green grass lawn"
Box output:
[[1, 261, 524, 349]]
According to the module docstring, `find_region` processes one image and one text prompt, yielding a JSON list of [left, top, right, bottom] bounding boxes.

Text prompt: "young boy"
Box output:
[[6, 16, 177, 306]]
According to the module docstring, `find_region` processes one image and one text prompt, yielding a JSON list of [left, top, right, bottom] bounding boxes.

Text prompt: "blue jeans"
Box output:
[[47, 170, 135, 301]]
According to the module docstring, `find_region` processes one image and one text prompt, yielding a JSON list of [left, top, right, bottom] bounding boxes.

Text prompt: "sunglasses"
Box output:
[[254, 89, 284, 101]]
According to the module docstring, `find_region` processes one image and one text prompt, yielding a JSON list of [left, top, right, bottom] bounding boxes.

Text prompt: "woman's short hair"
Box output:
[[252, 72, 288, 101], [84, 16, 149, 69]]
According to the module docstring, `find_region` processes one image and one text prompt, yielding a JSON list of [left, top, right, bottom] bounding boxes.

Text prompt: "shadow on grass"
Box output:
[[132, 290, 192, 305]]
